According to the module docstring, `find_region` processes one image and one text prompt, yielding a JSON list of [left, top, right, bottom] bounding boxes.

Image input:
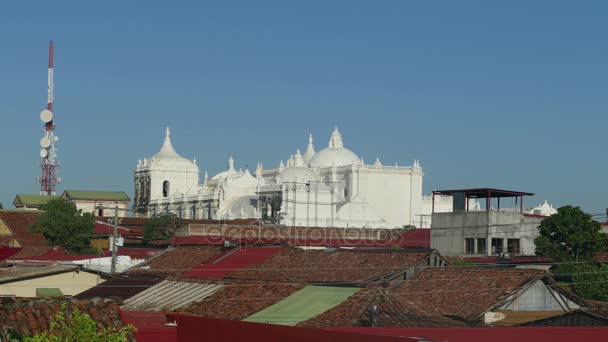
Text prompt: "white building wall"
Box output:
[[356, 168, 421, 227], [0, 271, 104, 297], [73, 200, 129, 218]]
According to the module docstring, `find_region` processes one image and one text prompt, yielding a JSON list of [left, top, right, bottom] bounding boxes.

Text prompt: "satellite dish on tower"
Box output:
[[40, 110, 53, 123], [40, 137, 51, 148], [40, 149, 48, 158]]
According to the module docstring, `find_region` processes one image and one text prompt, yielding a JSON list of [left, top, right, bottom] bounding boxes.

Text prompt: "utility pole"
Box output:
[[110, 204, 118, 274]]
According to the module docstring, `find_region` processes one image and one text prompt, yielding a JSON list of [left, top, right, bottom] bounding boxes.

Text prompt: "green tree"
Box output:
[[28, 198, 95, 254], [0, 327, 23, 342], [535, 205, 607, 261], [0, 203, 4, 210], [552, 262, 608, 302], [143, 212, 183, 243], [23, 308, 135, 342]]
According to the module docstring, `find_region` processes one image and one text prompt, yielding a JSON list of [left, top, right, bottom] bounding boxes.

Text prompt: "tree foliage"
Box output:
[[143, 213, 183, 243], [552, 263, 608, 302], [534, 205, 607, 261], [0, 203, 4, 210], [28, 198, 95, 253], [23, 308, 135, 342], [0, 327, 23, 342]]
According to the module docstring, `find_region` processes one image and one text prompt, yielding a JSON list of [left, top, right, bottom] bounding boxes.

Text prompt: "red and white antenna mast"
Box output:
[[37, 41, 61, 195]]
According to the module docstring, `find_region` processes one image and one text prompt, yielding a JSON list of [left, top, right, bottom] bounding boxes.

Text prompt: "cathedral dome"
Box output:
[[211, 156, 238, 182], [145, 127, 198, 170], [278, 167, 320, 185], [309, 127, 359, 168]]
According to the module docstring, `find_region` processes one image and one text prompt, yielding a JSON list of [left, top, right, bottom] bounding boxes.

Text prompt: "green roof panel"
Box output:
[[13, 194, 59, 206], [62, 190, 130, 201], [36, 288, 63, 297], [243, 286, 360, 326]]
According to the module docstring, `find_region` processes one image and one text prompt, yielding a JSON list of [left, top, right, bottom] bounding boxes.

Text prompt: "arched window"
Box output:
[[163, 181, 170, 197]]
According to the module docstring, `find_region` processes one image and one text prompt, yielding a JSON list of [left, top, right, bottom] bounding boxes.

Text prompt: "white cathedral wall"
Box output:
[[355, 169, 422, 228], [281, 187, 335, 227], [148, 169, 199, 201]]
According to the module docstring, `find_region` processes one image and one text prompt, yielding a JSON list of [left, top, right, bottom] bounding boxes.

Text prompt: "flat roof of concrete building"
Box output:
[[432, 188, 534, 198]]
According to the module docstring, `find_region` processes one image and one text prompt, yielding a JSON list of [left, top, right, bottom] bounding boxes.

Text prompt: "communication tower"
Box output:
[[37, 41, 61, 195]]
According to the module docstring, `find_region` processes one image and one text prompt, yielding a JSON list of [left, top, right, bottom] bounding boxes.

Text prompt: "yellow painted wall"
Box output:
[[0, 219, 12, 235], [91, 238, 109, 251], [0, 271, 104, 297]]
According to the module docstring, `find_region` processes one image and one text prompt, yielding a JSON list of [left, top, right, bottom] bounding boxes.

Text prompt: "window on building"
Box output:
[[163, 181, 170, 197], [477, 238, 487, 254], [191, 206, 196, 219], [97, 208, 103, 217], [507, 239, 521, 254], [465, 238, 475, 254], [491, 238, 503, 254]]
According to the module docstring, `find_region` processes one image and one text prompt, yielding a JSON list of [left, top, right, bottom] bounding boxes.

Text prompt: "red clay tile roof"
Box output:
[[174, 225, 429, 248], [446, 256, 552, 265], [389, 267, 546, 321], [182, 246, 285, 279], [130, 246, 225, 276], [228, 248, 434, 284], [177, 282, 304, 320], [593, 253, 608, 263], [0, 297, 123, 337], [300, 285, 466, 328], [0, 211, 51, 258], [93, 222, 131, 236]]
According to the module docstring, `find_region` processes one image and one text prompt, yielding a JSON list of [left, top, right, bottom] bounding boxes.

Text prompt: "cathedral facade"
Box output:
[[133, 127, 451, 228]]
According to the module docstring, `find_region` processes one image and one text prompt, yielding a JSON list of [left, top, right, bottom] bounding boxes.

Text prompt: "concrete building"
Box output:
[[13, 190, 130, 218], [61, 190, 130, 217], [430, 188, 545, 257], [0, 264, 105, 297], [134, 127, 451, 228]]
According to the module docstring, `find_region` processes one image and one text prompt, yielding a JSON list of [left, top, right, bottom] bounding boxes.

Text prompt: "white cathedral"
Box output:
[[133, 127, 452, 228]]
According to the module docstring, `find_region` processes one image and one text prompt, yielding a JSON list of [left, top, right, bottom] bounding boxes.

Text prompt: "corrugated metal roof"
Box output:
[[121, 280, 222, 311], [62, 190, 130, 201], [243, 286, 360, 326], [13, 194, 59, 206]]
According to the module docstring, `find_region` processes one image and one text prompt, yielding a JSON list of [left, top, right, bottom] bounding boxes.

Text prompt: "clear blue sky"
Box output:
[[1, 0, 606, 213]]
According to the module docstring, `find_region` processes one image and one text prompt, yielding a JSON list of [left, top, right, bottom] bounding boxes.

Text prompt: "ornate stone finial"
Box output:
[[165, 126, 170, 138], [228, 155, 235, 171], [204, 170, 208, 184], [255, 162, 263, 179], [329, 126, 344, 148], [193, 157, 197, 165], [374, 158, 382, 167], [279, 160, 285, 172], [293, 149, 304, 167], [303, 133, 316, 163]]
